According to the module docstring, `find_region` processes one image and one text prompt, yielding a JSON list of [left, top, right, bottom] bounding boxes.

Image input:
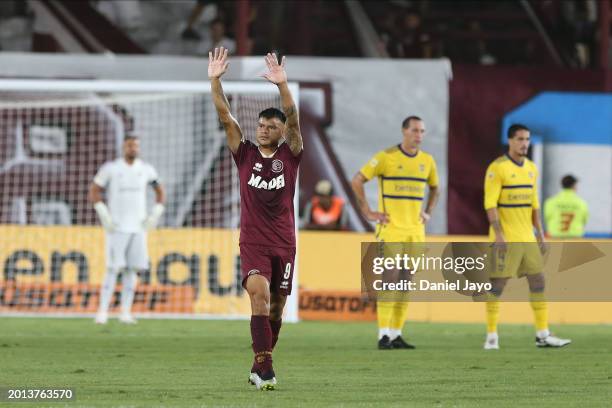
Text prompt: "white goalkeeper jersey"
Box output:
[[93, 158, 159, 233]]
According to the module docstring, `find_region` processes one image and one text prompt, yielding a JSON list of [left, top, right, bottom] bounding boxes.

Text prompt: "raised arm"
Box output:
[[262, 52, 302, 156], [208, 47, 243, 154]]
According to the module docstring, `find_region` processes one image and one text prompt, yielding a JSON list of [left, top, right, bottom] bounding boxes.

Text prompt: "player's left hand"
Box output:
[[419, 211, 431, 224], [261, 52, 287, 85], [537, 237, 548, 255], [142, 203, 165, 231]]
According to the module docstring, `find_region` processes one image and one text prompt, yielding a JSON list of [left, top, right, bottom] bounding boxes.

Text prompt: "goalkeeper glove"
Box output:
[[143, 203, 165, 230], [94, 202, 115, 232]]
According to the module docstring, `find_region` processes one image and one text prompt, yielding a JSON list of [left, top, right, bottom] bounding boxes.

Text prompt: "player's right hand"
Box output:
[[365, 210, 389, 224], [94, 202, 115, 232], [208, 47, 229, 79]]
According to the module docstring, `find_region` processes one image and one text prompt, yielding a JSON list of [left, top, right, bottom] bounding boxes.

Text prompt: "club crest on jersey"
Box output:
[[253, 162, 262, 172], [248, 173, 285, 190], [528, 172, 533, 178], [419, 164, 425, 172], [272, 159, 284, 173]]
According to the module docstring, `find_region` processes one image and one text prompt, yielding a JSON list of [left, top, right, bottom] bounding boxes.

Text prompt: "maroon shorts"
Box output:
[[240, 244, 296, 295]]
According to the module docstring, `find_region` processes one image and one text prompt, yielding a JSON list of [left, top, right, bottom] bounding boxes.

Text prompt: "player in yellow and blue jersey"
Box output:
[[483, 124, 571, 350], [352, 116, 439, 350]]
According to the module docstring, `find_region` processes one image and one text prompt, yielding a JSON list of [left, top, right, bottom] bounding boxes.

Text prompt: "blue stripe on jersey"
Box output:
[[498, 203, 532, 208], [501, 184, 533, 189], [382, 195, 424, 201], [382, 176, 427, 182]]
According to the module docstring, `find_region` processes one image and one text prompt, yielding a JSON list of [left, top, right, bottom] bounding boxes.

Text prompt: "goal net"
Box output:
[[0, 79, 299, 322]]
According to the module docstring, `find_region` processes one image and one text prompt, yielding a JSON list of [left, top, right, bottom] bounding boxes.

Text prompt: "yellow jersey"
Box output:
[[360, 145, 438, 236], [484, 154, 539, 242]]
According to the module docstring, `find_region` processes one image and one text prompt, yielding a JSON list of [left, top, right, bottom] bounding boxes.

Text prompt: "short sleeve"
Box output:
[[428, 157, 439, 187], [93, 162, 111, 188], [484, 162, 502, 210], [231, 139, 251, 166], [282, 142, 302, 165], [359, 151, 386, 180]]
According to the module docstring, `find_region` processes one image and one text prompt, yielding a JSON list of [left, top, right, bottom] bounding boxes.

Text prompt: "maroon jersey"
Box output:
[[232, 140, 302, 247]]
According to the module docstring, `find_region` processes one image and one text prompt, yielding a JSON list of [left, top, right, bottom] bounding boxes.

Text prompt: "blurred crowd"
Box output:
[[369, 0, 605, 67]]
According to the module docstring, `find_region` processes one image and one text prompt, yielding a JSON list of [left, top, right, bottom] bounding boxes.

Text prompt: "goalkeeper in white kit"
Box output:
[[89, 134, 165, 324]]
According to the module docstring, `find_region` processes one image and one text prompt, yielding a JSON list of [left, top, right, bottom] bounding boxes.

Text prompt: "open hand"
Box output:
[[262, 52, 287, 85], [208, 47, 229, 79]]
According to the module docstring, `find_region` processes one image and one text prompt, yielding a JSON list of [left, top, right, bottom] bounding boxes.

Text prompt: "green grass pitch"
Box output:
[[0, 318, 610, 407]]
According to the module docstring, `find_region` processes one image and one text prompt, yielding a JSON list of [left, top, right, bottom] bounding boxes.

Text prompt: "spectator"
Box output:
[[302, 180, 347, 231], [394, 9, 431, 58], [544, 174, 589, 238], [196, 18, 236, 55]]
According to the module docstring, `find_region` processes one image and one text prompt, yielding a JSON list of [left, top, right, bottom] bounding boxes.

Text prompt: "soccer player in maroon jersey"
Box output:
[[208, 47, 303, 390]]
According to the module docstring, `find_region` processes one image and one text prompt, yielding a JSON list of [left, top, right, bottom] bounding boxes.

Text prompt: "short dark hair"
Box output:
[[259, 107, 286, 123], [402, 115, 422, 129], [124, 134, 138, 141], [561, 174, 577, 189], [507, 123, 530, 139]]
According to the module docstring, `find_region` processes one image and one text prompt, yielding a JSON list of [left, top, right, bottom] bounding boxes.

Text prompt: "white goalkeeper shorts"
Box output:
[[105, 231, 149, 270]]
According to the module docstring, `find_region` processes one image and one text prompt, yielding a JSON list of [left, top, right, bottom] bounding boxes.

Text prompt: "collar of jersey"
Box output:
[[121, 158, 141, 166], [258, 146, 278, 158], [398, 144, 419, 158], [505, 153, 525, 167]]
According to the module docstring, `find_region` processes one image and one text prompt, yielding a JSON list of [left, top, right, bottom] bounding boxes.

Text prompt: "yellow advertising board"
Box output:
[[0, 225, 248, 316], [1, 226, 610, 324], [297, 231, 612, 324]]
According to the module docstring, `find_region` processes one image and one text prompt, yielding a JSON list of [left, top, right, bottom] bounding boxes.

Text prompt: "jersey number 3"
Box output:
[[560, 212, 575, 232]]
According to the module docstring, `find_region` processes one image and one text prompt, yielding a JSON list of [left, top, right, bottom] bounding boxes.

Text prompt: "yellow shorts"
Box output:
[[377, 226, 425, 244], [371, 228, 425, 301], [488, 243, 543, 279], [377, 228, 424, 263]]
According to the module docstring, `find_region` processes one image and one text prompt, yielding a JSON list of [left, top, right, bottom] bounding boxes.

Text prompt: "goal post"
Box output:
[[0, 79, 300, 322]]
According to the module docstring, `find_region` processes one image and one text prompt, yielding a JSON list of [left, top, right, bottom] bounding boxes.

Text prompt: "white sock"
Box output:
[[378, 328, 390, 339], [536, 329, 550, 339], [98, 267, 119, 315], [486, 332, 498, 340], [389, 329, 401, 340], [121, 269, 138, 317]]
